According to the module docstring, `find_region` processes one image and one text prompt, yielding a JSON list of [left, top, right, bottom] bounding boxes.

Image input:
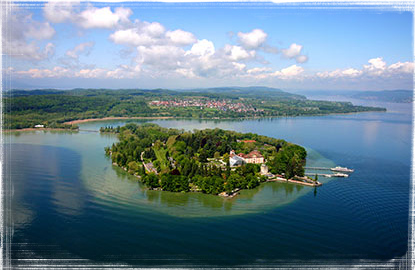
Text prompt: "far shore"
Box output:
[[3, 128, 78, 133], [5, 109, 386, 132], [64, 110, 383, 125], [64, 116, 174, 125]]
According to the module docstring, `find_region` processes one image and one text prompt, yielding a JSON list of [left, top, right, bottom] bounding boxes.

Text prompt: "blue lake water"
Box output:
[[5, 101, 412, 268]]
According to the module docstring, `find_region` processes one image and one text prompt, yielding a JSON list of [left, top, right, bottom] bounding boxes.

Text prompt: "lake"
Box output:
[[5, 100, 412, 268]]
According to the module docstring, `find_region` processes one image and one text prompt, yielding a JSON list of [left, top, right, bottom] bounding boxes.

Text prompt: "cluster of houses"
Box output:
[[149, 98, 263, 113]]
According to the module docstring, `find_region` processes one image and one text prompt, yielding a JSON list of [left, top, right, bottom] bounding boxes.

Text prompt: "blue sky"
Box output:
[[3, 2, 414, 90]]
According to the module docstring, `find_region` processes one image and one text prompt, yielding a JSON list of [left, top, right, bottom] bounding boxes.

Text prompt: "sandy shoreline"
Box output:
[[64, 116, 174, 125], [3, 128, 78, 132]]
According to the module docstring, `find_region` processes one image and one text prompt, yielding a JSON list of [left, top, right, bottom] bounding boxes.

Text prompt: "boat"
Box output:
[[331, 166, 354, 173], [332, 173, 349, 177]]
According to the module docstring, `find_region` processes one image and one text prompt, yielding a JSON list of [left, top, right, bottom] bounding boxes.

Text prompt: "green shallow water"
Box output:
[[8, 130, 334, 218]]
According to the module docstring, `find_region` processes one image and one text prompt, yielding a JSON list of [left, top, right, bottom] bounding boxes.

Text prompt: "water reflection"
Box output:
[[7, 127, 336, 218]]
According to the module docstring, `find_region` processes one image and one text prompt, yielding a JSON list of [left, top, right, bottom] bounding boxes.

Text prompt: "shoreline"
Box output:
[[3, 127, 79, 133], [63, 110, 385, 125], [5, 109, 386, 132], [64, 116, 174, 125]]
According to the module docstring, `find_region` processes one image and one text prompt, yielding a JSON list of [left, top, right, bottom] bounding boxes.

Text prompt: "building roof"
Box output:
[[244, 150, 263, 159]]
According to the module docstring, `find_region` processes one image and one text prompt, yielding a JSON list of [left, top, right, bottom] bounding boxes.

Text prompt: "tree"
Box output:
[[128, 161, 139, 173]]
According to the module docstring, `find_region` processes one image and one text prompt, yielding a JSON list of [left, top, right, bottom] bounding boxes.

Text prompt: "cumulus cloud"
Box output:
[[78, 7, 132, 29], [186, 39, 215, 57], [282, 43, 302, 58], [237, 29, 267, 49], [110, 22, 167, 47], [16, 66, 71, 78], [3, 10, 56, 60], [65, 42, 95, 59], [282, 43, 308, 63], [109, 21, 197, 49], [223, 45, 256, 61], [43, 2, 132, 29], [166, 29, 197, 46], [43, 1, 78, 23], [273, 65, 304, 78], [316, 57, 413, 80]]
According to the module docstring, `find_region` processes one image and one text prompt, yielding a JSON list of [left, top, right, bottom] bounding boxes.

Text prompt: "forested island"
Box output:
[[103, 123, 311, 196], [5, 87, 386, 129]]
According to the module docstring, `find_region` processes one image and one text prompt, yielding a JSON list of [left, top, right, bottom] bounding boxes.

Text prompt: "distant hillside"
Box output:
[[7, 86, 306, 100], [351, 90, 413, 103], [293, 89, 413, 103], [181, 86, 306, 100]]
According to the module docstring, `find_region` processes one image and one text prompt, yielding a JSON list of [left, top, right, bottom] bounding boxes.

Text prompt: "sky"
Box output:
[[2, 1, 414, 91]]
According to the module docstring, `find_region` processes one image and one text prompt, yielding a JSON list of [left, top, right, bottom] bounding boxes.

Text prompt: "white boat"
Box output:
[[332, 173, 349, 177], [331, 166, 354, 173]]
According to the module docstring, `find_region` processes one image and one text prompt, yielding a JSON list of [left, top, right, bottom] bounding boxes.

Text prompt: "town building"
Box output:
[[229, 149, 265, 166]]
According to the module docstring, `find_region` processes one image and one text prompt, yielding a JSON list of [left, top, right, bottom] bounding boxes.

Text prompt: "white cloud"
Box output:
[[3, 10, 56, 60], [388, 62, 414, 74], [76, 68, 108, 78], [78, 6, 132, 29], [166, 29, 197, 46], [136, 45, 185, 69], [186, 39, 215, 57], [247, 67, 273, 74], [295, 55, 308, 64], [25, 21, 55, 40], [43, 1, 78, 23], [281, 43, 309, 63], [110, 21, 197, 49], [316, 58, 413, 81], [16, 66, 71, 78], [65, 42, 94, 59], [224, 45, 256, 61], [275, 64, 304, 77], [44, 2, 132, 29], [237, 29, 267, 49], [282, 43, 302, 58]]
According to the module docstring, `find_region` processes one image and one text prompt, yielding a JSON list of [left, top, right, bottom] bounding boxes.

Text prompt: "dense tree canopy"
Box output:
[[104, 123, 307, 195]]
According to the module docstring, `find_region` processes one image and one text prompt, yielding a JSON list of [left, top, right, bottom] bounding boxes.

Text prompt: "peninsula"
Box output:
[[102, 123, 320, 197], [5, 87, 386, 130]]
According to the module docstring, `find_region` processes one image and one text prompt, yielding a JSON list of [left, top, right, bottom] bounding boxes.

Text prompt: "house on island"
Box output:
[[229, 149, 265, 167]]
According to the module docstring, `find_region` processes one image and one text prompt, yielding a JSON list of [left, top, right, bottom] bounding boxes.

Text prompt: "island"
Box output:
[[5, 87, 386, 130], [102, 123, 321, 197]]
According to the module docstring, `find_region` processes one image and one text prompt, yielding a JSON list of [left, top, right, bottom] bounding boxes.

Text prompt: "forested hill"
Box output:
[[5, 87, 386, 129], [178, 86, 306, 100]]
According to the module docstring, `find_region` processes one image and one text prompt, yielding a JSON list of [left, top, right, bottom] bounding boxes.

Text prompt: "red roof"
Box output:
[[237, 150, 263, 159], [242, 140, 256, 143], [244, 150, 263, 159]]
